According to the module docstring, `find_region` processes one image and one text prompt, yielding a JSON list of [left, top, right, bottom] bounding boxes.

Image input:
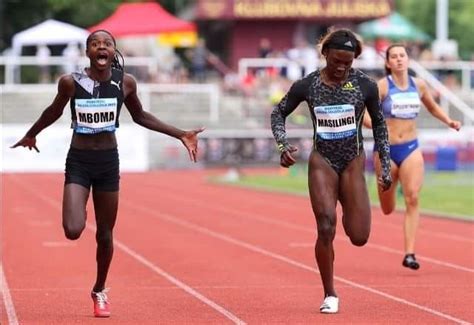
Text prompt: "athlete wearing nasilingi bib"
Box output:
[[270, 28, 392, 315], [271, 68, 391, 175]]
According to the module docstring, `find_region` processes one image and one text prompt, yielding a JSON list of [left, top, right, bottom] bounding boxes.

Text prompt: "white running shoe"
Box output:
[[320, 296, 339, 314]]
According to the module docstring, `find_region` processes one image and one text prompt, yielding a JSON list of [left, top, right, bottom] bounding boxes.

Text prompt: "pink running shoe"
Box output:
[[91, 289, 110, 317]]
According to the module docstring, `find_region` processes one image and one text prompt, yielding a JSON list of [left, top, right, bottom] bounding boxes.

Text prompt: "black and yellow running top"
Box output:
[[271, 68, 391, 176]]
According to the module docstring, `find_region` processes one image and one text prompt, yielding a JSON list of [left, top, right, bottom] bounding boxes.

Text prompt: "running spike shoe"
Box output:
[[402, 254, 420, 270], [91, 288, 110, 317], [320, 295, 339, 314]]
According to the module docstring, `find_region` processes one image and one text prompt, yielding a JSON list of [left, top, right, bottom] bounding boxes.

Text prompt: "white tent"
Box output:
[[11, 19, 89, 54]]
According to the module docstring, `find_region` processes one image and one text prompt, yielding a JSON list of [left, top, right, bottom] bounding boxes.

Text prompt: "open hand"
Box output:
[[280, 145, 298, 168], [180, 127, 205, 162], [10, 136, 39, 153]]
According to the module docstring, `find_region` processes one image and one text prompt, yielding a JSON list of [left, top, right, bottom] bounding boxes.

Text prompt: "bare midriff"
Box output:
[[385, 118, 417, 145]]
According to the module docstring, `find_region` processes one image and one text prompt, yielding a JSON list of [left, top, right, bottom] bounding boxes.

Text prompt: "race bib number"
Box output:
[[315, 104, 356, 140], [75, 98, 117, 133], [390, 92, 421, 118]]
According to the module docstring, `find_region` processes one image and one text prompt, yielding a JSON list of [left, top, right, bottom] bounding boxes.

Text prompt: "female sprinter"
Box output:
[[364, 44, 461, 270], [271, 28, 392, 314], [11, 30, 204, 317]]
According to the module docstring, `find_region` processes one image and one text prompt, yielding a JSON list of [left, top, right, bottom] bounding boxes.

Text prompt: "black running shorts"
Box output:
[[64, 147, 120, 192]]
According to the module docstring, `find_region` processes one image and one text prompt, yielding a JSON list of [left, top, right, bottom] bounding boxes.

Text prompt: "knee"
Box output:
[[404, 191, 419, 208], [316, 212, 337, 244], [63, 223, 84, 240], [381, 205, 395, 215], [96, 229, 113, 247], [349, 235, 369, 247]]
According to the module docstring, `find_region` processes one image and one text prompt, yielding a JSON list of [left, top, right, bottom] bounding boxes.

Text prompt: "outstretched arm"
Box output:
[[10, 75, 74, 152], [364, 79, 392, 191], [416, 78, 461, 131], [123, 73, 204, 162]]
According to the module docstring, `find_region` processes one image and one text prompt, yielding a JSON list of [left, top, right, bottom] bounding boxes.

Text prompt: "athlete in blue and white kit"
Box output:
[[271, 28, 392, 314], [365, 44, 461, 270], [11, 30, 204, 318]]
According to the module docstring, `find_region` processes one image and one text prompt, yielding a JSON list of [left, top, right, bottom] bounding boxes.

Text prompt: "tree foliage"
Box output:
[[396, 0, 474, 59], [2, 0, 472, 58], [1, 0, 192, 52]]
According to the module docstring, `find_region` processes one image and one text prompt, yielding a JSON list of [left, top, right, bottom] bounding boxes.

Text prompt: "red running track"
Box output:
[[1, 170, 473, 324]]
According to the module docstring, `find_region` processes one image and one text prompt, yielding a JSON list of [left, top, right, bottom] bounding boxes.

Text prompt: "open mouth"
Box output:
[[96, 53, 109, 65]]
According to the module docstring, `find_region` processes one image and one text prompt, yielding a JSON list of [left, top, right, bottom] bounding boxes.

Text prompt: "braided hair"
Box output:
[[319, 27, 363, 59], [86, 30, 125, 71]]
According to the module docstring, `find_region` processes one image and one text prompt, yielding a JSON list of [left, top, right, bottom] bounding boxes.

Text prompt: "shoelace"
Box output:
[[93, 289, 109, 309]]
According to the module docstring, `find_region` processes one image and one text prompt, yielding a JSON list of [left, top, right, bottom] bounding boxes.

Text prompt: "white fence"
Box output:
[[238, 57, 474, 127]]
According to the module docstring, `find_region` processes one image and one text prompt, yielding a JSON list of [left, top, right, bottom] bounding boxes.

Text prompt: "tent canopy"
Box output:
[[358, 12, 431, 42], [88, 2, 196, 37], [12, 19, 89, 54]]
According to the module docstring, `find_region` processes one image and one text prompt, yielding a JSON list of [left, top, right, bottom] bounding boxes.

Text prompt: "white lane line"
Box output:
[[144, 181, 474, 243], [288, 242, 474, 273], [0, 264, 19, 325], [8, 282, 469, 293], [106, 229, 246, 325], [11, 176, 246, 325], [125, 202, 472, 325], [147, 190, 474, 273], [42, 241, 77, 248]]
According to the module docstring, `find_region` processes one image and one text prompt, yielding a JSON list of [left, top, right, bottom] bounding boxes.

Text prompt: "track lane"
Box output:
[[3, 172, 473, 324], [2, 174, 245, 324]]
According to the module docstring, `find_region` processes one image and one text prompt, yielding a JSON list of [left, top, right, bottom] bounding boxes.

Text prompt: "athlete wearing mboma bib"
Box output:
[[11, 30, 204, 318]]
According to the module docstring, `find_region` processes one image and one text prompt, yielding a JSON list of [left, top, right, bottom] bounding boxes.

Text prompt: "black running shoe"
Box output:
[[402, 254, 420, 270]]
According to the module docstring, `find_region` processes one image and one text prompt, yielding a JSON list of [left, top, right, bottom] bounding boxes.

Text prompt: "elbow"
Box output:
[[132, 117, 145, 127], [270, 107, 282, 122], [131, 113, 145, 125]]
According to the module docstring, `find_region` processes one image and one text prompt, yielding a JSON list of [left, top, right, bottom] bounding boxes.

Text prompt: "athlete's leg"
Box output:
[[373, 152, 399, 214], [339, 153, 371, 246], [62, 183, 90, 240], [91, 189, 119, 292], [308, 151, 339, 298], [398, 149, 424, 255]]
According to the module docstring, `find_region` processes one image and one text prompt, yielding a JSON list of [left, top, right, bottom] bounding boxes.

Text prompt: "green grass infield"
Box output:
[[215, 166, 473, 220]]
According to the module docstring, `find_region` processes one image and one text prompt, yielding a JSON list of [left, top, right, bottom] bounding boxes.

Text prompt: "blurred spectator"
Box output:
[[359, 41, 380, 70], [36, 45, 51, 83], [258, 38, 273, 58], [419, 46, 434, 61], [189, 38, 209, 83], [374, 38, 390, 53], [442, 70, 461, 90], [286, 38, 318, 80]]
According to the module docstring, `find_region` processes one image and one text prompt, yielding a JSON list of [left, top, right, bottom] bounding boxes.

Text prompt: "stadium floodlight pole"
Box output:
[[436, 0, 448, 41]]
